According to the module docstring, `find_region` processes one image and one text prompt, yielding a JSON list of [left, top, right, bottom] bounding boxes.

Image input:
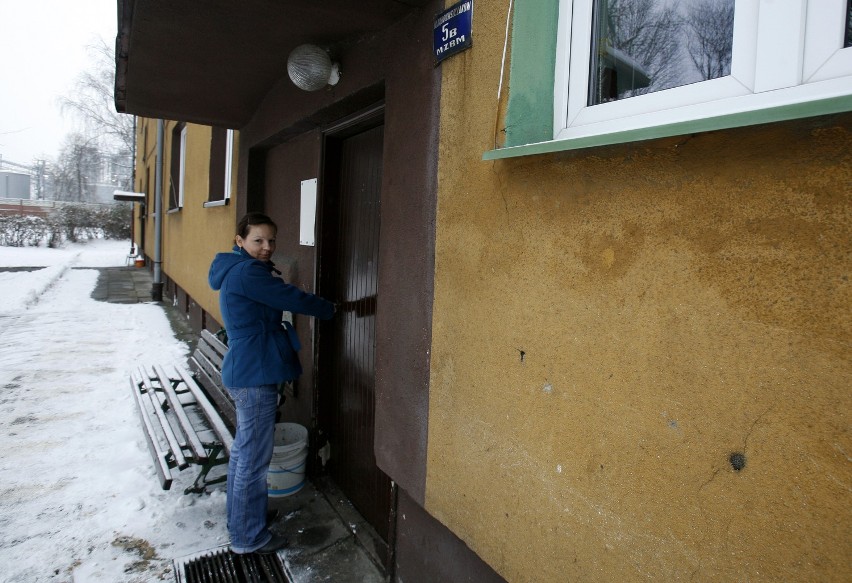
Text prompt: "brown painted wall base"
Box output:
[[395, 488, 506, 583]]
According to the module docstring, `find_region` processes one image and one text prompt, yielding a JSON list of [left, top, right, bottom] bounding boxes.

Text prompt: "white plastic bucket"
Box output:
[[267, 423, 308, 497]]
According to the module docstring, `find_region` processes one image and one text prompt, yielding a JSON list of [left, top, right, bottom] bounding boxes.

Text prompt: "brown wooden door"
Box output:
[[318, 120, 393, 547]]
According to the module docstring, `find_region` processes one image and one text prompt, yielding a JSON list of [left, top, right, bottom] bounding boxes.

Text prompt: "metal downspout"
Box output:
[[152, 119, 164, 301]]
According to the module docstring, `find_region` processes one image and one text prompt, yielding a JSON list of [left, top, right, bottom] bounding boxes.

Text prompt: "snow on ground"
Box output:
[[0, 240, 229, 582]]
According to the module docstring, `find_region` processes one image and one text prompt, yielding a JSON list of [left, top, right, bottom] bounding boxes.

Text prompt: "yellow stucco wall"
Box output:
[[132, 117, 155, 258], [426, 3, 851, 582], [134, 118, 236, 325]]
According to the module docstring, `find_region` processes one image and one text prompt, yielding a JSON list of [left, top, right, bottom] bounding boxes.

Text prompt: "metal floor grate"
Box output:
[[174, 546, 289, 583]]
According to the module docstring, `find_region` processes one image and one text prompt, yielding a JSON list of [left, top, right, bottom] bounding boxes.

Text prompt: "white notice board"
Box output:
[[300, 178, 317, 246]]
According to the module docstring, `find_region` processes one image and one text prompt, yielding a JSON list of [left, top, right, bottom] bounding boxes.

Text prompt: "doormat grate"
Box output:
[[174, 545, 289, 583]]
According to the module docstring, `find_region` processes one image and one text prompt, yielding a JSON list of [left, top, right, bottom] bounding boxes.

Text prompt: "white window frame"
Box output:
[[554, 0, 852, 142], [223, 129, 234, 201], [178, 125, 187, 208]]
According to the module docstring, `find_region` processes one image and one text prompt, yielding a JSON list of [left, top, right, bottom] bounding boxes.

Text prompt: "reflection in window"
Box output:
[[589, 0, 735, 106], [209, 128, 227, 202], [169, 122, 186, 210], [207, 128, 234, 204], [846, 0, 852, 48]]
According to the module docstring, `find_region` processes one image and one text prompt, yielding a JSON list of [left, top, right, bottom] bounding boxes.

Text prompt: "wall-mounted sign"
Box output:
[[299, 178, 317, 246], [434, 0, 473, 64]]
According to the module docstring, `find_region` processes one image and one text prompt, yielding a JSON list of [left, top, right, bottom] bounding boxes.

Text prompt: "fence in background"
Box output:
[[0, 198, 117, 218]]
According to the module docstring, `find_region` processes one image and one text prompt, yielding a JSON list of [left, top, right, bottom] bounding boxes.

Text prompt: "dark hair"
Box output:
[[236, 212, 278, 238]]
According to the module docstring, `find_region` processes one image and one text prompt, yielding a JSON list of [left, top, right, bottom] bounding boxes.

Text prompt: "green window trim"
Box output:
[[486, 94, 852, 160], [501, 0, 559, 149], [492, 0, 852, 161]]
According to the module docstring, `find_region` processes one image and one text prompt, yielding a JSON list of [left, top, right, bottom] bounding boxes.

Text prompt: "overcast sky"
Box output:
[[0, 0, 116, 166]]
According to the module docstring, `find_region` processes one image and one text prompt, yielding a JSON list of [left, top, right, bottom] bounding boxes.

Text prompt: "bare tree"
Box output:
[[52, 134, 102, 202], [57, 39, 136, 200], [50, 38, 135, 202], [598, 0, 685, 99], [683, 0, 735, 81], [59, 39, 135, 156]]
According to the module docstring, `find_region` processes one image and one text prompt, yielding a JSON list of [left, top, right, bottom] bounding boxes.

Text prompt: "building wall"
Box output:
[[124, 7, 499, 582], [239, 1, 443, 506], [133, 118, 155, 264], [0, 172, 31, 198], [161, 121, 236, 326], [134, 118, 237, 327], [426, 2, 852, 582], [227, 6, 509, 580], [258, 130, 323, 425]]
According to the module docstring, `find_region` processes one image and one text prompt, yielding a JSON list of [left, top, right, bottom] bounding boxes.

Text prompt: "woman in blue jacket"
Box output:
[[209, 212, 334, 555]]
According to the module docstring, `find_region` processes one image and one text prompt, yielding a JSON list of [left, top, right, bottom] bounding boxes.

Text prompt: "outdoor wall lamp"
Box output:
[[287, 44, 341, 91]]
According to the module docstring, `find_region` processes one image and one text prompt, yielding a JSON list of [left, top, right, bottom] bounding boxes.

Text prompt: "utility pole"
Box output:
[[35, 160, 45, 200]]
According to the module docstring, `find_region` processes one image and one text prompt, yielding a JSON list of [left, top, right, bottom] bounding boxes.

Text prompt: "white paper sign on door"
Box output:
[[300, 178, 317, 246]]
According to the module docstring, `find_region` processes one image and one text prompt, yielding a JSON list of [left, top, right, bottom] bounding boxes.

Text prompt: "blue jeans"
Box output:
[[226, 384, 279, 553]]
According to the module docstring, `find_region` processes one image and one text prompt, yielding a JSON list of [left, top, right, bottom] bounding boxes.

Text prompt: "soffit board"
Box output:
[[115, 0, 428, 127]]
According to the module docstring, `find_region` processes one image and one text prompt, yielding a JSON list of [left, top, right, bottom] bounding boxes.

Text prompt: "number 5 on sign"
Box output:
[[433, 0, 473, 64], [442, 23, 458, 42]]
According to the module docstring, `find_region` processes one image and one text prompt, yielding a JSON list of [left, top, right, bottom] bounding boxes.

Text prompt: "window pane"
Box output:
[[589, 0, 735, 106], [169, 123, 185, 210], [208, 127, 227, 202], [846, 0, 852, 48]]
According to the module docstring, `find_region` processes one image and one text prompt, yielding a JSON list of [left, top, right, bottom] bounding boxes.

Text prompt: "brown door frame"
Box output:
[[314, 102, 398, 571]]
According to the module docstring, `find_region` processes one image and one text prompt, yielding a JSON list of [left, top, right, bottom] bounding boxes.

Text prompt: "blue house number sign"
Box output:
[[434, 1, 473, 64]]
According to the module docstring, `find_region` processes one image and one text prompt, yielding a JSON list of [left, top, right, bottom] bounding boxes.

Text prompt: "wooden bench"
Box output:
[[187, 328, 293, 415], [130, 330, 235, 494], [187, 329, 236, 429]]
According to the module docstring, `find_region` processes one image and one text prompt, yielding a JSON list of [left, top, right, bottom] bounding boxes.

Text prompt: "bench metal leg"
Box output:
[[185, 443, 229, 495]]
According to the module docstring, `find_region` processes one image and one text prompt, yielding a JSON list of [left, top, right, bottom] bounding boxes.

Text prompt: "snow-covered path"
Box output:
[[0, 240, 228, 582]]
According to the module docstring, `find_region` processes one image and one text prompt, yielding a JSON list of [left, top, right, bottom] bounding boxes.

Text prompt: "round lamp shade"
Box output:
[[287, 44, 340, 91]]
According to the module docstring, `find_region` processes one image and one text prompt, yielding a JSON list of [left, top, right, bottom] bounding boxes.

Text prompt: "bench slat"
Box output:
[[136, 365, 189, 470], [153, 364, 209, 463], [200, 329, 228, 360], [189, 352, 236, 429], [129, 374, 173, 490], [174, 365, 234, 455], [197, 337, 225, 371], [190, 347, 223, 389], [130, 328, 238, 493]]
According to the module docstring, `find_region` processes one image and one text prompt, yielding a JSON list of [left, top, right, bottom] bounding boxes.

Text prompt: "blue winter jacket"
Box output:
[[208, 246, 334, 388]]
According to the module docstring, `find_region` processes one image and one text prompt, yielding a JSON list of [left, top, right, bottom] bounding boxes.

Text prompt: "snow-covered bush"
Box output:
[[0, 215, 56, 247], [0, 202, 131, 247], [59, 205, 98, 242], [97, 204, 132, 240]]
